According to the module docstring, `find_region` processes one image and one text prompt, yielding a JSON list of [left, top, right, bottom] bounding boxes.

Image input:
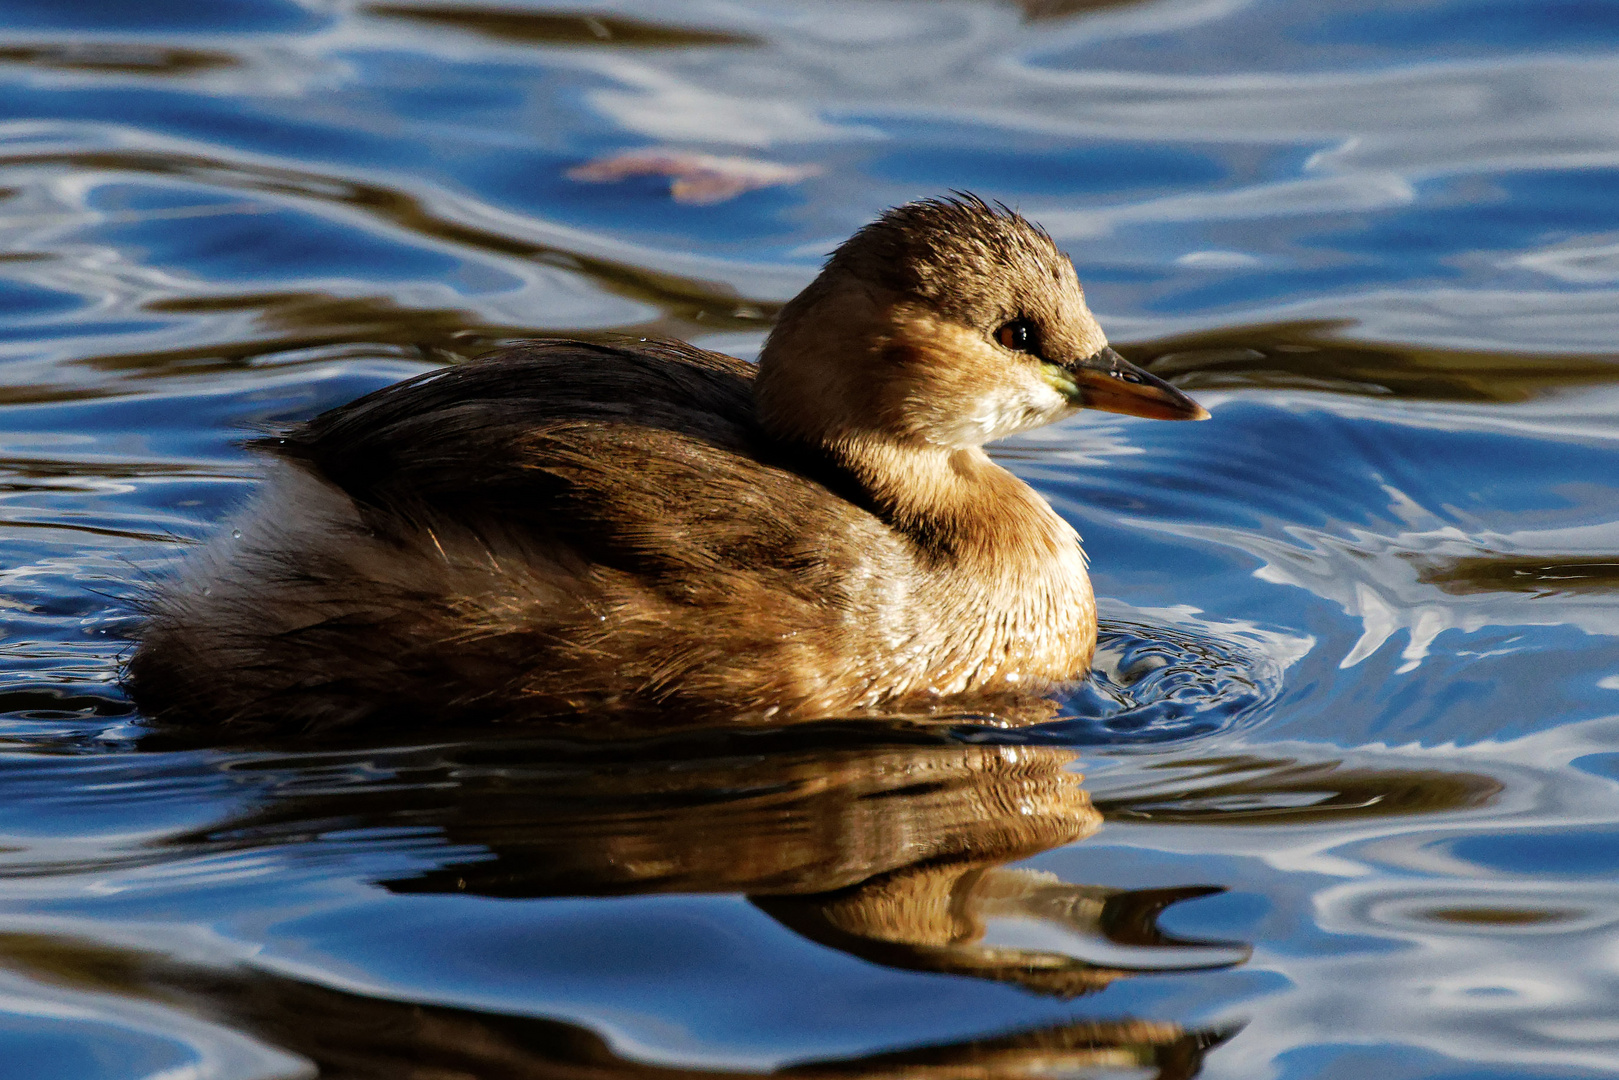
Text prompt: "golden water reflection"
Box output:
[[1, 733, 1516, 1077], [187, 737, 1245, 996], [2, 734, 1253, 1077]]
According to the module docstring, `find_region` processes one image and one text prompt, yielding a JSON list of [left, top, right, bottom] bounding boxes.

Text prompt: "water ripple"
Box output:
[[0, 1, 1614, 1077]]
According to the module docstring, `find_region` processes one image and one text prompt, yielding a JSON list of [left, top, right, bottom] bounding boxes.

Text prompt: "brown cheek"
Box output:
[[868, 339, 930, 435], [889, 337, 1010, 435]]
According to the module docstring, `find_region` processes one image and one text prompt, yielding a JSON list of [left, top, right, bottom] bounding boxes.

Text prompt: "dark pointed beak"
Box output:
[[1054, 346, 1209, 421]]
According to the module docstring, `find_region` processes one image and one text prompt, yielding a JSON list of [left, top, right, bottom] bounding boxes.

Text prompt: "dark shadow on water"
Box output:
[[361, 0, 1151, 43], [1095, 753, 1503, 826], [1120, 319, 1619, 403], [0, 147, 776, 392], [110, 290, 545, 378], [1416, 552, 1619, 597], [0, 930, 1237, 1080], [365, 4, 762, 47], [0, 42, 236, 75], [1013, 0, 1160, 20]]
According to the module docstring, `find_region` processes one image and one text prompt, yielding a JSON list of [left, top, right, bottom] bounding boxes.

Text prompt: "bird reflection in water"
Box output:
[[144, 729, 1249, 1077]]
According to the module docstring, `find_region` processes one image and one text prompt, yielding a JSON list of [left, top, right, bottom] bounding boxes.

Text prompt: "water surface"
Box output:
[[0, 1, 1617, 1077]]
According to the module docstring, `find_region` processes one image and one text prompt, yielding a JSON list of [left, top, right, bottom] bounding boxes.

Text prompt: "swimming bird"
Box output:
[[127, 196, 1206, 731]]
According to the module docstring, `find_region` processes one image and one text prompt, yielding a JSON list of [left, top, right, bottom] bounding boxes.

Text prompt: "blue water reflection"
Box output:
[[0, 0, 325, 34], [0, 0, 1615, 1078]]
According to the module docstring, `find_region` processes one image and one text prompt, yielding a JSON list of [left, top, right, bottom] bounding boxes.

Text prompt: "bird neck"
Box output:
[[826, 435, 1077, 571], [826, 434, 1097, 686]]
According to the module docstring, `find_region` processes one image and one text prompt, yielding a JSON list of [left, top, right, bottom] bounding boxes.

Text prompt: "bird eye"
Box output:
[[996, 318, 1039, 354]]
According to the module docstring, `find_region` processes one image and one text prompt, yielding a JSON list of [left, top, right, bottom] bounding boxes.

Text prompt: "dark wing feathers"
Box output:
[[269, 338, 755, 504], [267, 338, 865, 603]]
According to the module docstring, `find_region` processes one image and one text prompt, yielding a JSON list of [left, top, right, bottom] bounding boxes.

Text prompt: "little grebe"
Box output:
[[128, 196, 1205, 730]]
